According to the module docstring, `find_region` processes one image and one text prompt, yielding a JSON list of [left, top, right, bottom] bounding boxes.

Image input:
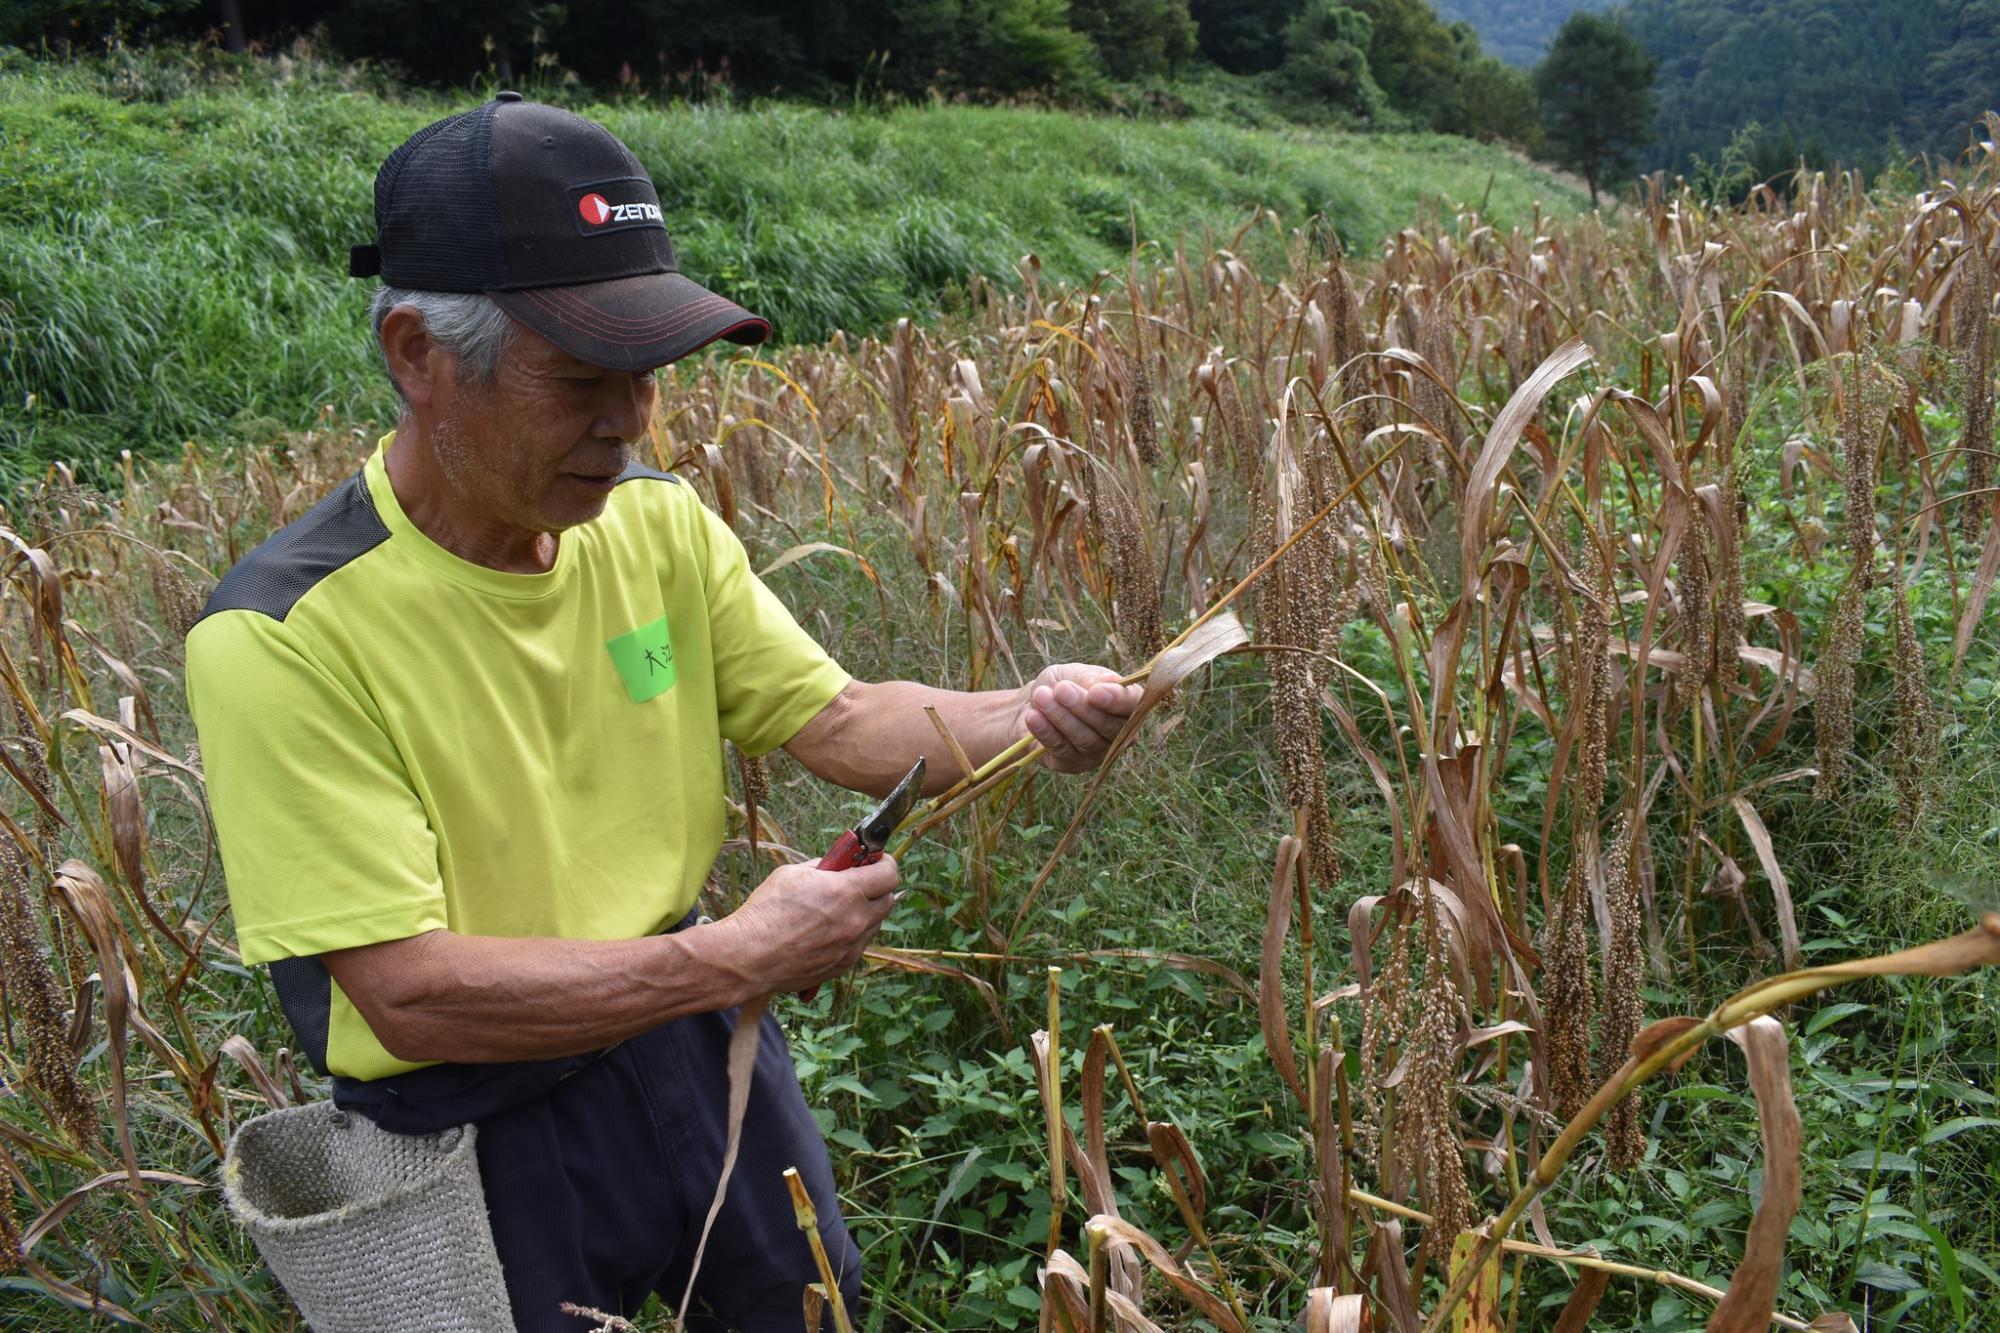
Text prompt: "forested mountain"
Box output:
[[1430, 0, 1608, 66], [1615, 0, 2000, 175]]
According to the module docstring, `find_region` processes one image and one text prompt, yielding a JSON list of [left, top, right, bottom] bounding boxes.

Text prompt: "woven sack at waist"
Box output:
[[222, 1101, 515, 1332]]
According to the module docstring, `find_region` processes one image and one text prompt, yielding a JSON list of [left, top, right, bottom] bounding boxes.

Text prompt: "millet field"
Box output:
[[3, 56, 2000, 1333]]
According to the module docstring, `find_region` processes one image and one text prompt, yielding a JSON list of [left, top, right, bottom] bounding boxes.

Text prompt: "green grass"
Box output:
[[0, 50, 1583, 480]]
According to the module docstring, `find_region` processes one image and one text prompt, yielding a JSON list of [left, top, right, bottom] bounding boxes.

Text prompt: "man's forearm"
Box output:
[[324, 921, 766, 1065], [786, 679, 1028, 797]]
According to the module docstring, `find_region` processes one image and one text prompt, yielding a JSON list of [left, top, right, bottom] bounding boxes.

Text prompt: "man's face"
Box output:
[[429, 327, 659, 534]]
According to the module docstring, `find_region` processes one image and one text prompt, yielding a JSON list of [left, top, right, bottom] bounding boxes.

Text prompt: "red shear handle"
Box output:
[[817, 829, 881, 873], [801, 832, 884, 999]]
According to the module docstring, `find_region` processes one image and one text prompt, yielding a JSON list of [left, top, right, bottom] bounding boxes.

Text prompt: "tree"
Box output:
[[1443, 41, 1540, 145], [1274, 1, 1383, 122], [1349, 0, 1459, 120], [1534, 11, 1655, 206], [1189, 0, 1302, 73], [1069, 0, 1198, 79]]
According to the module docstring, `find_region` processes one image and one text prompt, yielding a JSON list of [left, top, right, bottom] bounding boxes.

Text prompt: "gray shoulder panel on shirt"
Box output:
[[614, 458, 681, 486], [196, 472, 390, 626]]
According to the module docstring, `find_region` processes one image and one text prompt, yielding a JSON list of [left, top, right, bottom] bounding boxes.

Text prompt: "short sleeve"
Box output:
[[186, 612, 448, 965], [695, 501, 851, 756]]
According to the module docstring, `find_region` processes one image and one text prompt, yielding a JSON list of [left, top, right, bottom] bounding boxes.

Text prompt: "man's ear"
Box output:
[[379, 305, 449, 410]]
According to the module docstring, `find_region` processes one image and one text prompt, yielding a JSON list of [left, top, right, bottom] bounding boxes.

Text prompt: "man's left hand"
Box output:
[[1018, 664, 1144, 774]]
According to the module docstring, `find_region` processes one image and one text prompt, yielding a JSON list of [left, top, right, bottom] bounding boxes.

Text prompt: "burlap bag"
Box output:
[[222, 1101, 516, 1332]]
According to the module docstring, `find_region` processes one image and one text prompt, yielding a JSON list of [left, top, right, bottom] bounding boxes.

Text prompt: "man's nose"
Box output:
[[594, 371, 656, 443]]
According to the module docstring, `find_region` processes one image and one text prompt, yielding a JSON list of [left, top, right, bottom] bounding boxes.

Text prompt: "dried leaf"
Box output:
[[1446, 1230, 1504, 1333], [1363, 1219, 1422, 1333], [1706, 1018, 1802, 1333], [1085, 1215, 1245, 1331], [1460, 338, 1595, 592], [1305, 1288, 1372, 1333], [758, 541, 880, 586], [1550, 1269, 1612, 1333], [1632, 1015, 1706, 1074], [1730, 796, 1800, 970], [675, 994, 770, 1326], [1260, 836, 1308, 1113], [1038, 1249, 1091, 1333], [20, 1169, 203, 1255], [218, 1034, 288, 1111], [1145, 1120, 1209, 1229]]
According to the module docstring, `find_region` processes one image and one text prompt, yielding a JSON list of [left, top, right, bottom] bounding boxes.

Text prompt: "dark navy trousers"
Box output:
[[337, 1003, 860, 1332], [479, 1005, 859, 1331]]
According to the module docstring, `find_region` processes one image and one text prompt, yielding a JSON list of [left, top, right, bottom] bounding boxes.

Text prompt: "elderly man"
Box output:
[[185, 94, 1140, 1331]]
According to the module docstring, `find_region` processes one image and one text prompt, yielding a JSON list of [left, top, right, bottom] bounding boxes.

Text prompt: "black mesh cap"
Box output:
[[351, 92, 769, 370]]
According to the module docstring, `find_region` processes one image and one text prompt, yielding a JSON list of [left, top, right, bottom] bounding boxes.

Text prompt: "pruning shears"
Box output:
[[818, 756, 926, 873], [800, 756, 925, 1000]]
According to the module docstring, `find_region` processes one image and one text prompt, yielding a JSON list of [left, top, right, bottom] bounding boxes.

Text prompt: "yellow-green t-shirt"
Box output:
[[185, 438, 848, 1081]]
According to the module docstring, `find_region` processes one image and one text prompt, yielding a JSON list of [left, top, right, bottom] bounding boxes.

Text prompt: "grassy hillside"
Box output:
[[0, 52, 1584, 480]]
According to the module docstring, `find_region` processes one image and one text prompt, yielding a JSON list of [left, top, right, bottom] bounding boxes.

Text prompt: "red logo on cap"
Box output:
[[578, 193, 612, 226]]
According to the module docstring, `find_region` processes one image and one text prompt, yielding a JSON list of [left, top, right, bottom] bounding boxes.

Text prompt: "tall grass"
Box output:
[[0, 50, 1583, 482], [4, 89, 1999, 1331]]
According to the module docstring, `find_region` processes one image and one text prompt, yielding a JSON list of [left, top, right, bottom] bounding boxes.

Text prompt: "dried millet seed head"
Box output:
[[1128, 359, 1160, 467], [0, 840, 97, 1148], [1400, 916, 1476, 1240], [1890, 585, 1942, 834], [1540, 856, 1598, 1121], [1676, 506, 1713, 690], [0, 1176, 19, 1275], [1815, 575, 1866, 796], [1569, 536, 1615, 830], [1104, 470, 1163, 665], [1361, 904, 1415, 1104], [1596, 816, 1647, 1170], [149, 552, 204, 642]]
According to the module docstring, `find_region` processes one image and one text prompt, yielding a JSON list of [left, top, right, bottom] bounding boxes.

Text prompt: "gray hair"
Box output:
[[370, 287, 520, 400]]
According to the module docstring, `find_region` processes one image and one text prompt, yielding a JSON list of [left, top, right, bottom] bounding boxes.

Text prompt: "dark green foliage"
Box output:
[[1273, 2, 1384, 121], [1616, 0, 2000, 176], [1431, 0, 1610, 67], [1535, 10, 1655, 204], [1442, 40, 1542, 145], [1349, 0, 1460, 115], [1189, 0, 1302, 72], [0, 0, 201, 52], [1069, 0, 1199, 79]]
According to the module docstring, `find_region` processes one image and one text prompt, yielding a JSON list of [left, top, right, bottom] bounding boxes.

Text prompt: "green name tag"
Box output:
[[606, 615, 677, 703]]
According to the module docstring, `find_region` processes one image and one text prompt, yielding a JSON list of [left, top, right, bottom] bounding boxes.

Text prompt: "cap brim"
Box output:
[[488, 271, 770, 372]]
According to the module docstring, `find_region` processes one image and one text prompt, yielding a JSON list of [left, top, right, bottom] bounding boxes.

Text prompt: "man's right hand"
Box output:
[[712, 856, 900, 996]]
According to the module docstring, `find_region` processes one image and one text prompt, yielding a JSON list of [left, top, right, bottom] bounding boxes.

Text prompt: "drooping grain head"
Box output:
[[1575, 539, 1615, 827], [1215, 365, 1260, 486], [0, 839, 98, 1148], [1541, 856, 1599, 1121], [1399, 897, 1477, 1240], [1891, 585, 1942, 835], [1597, 815, 1647, 1170], [148, 552, 204, 643], [1716, 386, 1749, 681], [1359, 895, 1415, 1151], [0, 1149, 19, 1274], [1676, 504, 1713, 691], [1814, 575, 1866, 796], [1096, 464, 1163, 667], [1837, 354, 1893, 574], [1128, 357, 1161, 468]]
